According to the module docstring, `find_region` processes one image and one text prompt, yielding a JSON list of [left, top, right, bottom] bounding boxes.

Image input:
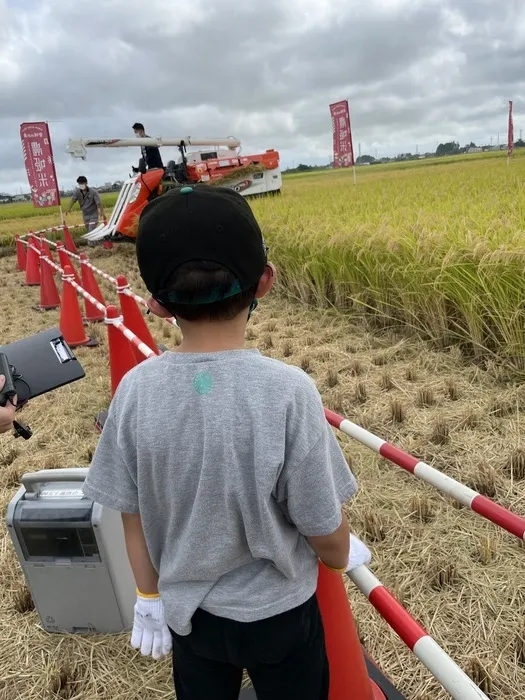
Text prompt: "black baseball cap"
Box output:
[[136, 185, 268, 305]]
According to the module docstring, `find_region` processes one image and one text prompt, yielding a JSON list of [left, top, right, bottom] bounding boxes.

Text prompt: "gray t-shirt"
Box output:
[[82, 349, 358, 635], [70, 187, 101, 221]]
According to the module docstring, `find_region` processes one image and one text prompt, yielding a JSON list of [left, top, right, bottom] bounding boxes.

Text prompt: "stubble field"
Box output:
[[1, 155, 525, 699]]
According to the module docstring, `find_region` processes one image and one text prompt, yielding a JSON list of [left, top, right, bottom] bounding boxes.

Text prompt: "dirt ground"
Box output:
[[1, 245, 524, 700]]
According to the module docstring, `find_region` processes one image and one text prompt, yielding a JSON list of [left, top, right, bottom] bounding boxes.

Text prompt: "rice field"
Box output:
[[1, 153, 525, 699], [252, 150, 525, 368]]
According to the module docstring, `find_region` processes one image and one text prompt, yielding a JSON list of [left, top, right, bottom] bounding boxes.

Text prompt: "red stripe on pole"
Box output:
[[471, 495, 525, 539], [368, 586, 427, 651], [379, 443, 420, 474], [324, 408, 344, 429]]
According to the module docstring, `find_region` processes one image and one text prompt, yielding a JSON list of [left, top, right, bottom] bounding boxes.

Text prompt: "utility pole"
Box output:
[[358, 143, 362, 159]]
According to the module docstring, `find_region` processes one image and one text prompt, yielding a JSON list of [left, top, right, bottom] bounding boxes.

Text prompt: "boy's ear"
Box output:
[[147, 296, 172, 318], [255, 263, 276, 300]]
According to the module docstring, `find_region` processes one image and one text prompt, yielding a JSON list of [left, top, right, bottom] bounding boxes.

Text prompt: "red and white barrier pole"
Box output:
[[325, 408, 525, 542], [348, 566, 489, 699]]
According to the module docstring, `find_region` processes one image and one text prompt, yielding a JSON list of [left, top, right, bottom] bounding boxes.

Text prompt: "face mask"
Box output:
[[135, 132, 142, 138], [79, 184, 87, 190]]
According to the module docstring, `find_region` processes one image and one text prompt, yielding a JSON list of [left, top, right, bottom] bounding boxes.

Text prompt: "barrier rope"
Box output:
[[33, 248, 154, 360], [21, 236, 178, 327], [19, 222, 104, 239], [349, 566, 489, 699], [326, 408, 525, 543], [46, 238, 178, 328]]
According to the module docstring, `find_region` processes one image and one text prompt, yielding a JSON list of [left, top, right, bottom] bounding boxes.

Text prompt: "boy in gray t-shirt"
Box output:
[[82, 185, 359, 700]]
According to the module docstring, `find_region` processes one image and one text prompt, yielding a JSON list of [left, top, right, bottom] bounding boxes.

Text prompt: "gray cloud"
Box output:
[[1, 0, 525, 193]]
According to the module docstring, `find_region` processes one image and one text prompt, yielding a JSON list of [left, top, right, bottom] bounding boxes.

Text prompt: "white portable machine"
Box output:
[[7, 467, 135, 634]]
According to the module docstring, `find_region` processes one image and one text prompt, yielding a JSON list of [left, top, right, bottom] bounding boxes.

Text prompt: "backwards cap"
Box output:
[[136, 185, 267, 305]]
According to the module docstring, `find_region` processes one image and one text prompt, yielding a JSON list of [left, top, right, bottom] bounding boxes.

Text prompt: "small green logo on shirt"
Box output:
[[193, 371, 213, 395]]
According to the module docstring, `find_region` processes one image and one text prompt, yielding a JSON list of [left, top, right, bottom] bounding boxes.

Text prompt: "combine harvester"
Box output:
[[66, 136, 281, 244]]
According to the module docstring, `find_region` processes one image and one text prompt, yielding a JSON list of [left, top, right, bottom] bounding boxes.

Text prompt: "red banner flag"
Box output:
[[20, 122, 61, 208], [507, 101, 514, 158], [329, 100, 355, 168]]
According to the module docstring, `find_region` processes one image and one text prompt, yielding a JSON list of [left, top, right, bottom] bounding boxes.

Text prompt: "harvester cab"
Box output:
[[65, 136, 282, 243]]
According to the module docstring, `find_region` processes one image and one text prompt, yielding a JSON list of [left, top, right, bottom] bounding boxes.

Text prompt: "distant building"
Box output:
[[468, 147, 483, 154]]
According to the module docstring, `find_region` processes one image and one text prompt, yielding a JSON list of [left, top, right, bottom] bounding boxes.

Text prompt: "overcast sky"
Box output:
[[1, 0, 524, 194]]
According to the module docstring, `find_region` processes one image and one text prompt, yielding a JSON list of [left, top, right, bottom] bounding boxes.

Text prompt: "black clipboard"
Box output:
[[0, 327, 85, 403]]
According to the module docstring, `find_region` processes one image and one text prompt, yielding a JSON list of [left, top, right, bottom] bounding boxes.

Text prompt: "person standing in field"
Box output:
[[65, 176, 105, 232], [82, 185, 368, 700], [132, 122, 164, 172]]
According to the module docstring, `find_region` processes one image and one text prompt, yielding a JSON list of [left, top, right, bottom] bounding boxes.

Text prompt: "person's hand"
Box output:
[[347, 533, 372, 571], [130, 592, 172, 660], [0, 375, 17, 434]]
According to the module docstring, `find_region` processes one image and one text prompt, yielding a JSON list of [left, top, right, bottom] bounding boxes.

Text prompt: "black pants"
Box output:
[[170, 595, 329, 700]]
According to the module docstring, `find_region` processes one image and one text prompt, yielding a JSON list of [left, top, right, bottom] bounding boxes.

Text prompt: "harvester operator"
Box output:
[[132, 122, 164, 173]]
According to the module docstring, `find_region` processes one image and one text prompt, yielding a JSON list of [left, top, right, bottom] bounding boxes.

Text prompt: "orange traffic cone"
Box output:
[[105, 305, 138, 395], [316, 563, 384, 700], [24, 238, 41, 286], [56, 242, 81, 286], [39, 235, 55, 262], [59, 265, 97, 348], [63, 225, 78, 254], [15, 236, 27, 271], [31, 235, 42, 251], [79, 253, 105, 322], [117, 275, 160, 362], [37, 255, 61, 310]]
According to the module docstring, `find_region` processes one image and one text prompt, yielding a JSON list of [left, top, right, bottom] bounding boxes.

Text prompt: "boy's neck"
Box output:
[[175, 317, 248, 354]]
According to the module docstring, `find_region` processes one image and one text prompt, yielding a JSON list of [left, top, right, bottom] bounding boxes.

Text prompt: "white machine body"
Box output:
[[6, 467, 136, 634]]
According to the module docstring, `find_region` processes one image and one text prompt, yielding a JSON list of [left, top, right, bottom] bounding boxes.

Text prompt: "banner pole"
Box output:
[[353, 165, 357, 185]]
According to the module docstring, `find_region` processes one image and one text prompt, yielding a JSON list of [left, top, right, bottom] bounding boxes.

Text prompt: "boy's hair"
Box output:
[[159, 260, 258, 322], [76, 176, 87, 184], [132, 122, 145, 132]]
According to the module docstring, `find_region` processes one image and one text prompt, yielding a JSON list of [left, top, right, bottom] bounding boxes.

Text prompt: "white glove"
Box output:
[[347, 533, 372, 571], [130, 592, 172, 660]]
